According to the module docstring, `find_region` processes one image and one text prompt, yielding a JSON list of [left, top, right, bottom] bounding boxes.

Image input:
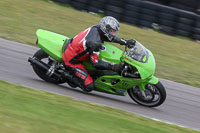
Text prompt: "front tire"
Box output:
[[128, 81, 166, 107], [32, 49, 65, 84]]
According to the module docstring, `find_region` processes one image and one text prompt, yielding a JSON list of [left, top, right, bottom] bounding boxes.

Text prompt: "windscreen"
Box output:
[[126, 41, 149, 63]]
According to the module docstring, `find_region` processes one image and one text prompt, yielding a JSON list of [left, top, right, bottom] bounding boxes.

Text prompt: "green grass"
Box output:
[[0, 80, 199, 133], [0, 0, 200, 88]]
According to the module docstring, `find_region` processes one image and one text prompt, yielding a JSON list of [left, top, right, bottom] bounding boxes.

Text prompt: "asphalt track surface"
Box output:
[[0, 38, 200, 130]]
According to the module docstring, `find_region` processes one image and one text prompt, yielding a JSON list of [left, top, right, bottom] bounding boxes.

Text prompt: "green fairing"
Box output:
[[93, 47, 158, 95], [94, 74, 158, 95], [100, 43, 123, 64], [148, 76, 159, 85], [36, 29, 159, 96], [94, 75, 142, 96], [36, 29, 69, 61], [121, 49, 156, 80]]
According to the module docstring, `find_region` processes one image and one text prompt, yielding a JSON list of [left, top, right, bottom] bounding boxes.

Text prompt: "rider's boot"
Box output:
[[61, 72, 93, 92], [62, 72, 78, 88]]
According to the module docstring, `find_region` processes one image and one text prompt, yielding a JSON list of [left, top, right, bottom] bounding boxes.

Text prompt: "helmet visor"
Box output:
[[106, 28, 119, 41], [110, 29, 118, 36]]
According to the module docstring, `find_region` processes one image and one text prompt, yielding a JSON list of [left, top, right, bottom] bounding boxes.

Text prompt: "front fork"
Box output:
[[137, 76, 159, 97]]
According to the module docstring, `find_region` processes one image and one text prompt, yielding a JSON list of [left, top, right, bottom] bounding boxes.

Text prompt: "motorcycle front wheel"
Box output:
[[128, 81, 166, 107]]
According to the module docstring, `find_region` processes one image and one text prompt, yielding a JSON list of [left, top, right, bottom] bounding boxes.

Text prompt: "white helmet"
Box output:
[[99, 16, 120, 41]]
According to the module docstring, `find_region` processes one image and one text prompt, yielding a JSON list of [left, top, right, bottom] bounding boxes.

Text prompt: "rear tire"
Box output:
[[128, 81, 166, 107], [32, 49, 65, 84]]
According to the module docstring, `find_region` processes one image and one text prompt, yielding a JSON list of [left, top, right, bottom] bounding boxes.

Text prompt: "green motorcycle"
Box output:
[[28, 29, 166, 107]]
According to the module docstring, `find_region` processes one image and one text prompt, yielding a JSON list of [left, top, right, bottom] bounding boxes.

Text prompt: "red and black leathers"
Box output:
[[62, 24, 125, 92]]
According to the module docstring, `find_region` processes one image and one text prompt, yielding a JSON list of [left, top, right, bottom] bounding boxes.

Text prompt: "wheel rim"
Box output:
[[130, 85, 162, 106]]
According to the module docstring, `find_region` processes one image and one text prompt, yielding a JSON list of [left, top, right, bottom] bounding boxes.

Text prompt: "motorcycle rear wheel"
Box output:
[[32, 49, 65, 84], [128, 81, 166, 107]]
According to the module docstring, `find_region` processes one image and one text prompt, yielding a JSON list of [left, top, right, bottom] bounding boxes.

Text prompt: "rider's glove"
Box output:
[[119, 38, 127, 45], [126, 39, 136, 49], [120, 39, 136, 48]]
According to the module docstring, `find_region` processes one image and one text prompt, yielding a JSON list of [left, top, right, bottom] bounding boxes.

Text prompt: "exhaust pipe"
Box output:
[[28, 57, 61, 78]]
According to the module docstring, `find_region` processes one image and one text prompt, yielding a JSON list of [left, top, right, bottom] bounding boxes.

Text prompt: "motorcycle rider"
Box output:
[[62, 16, 135, 92]]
